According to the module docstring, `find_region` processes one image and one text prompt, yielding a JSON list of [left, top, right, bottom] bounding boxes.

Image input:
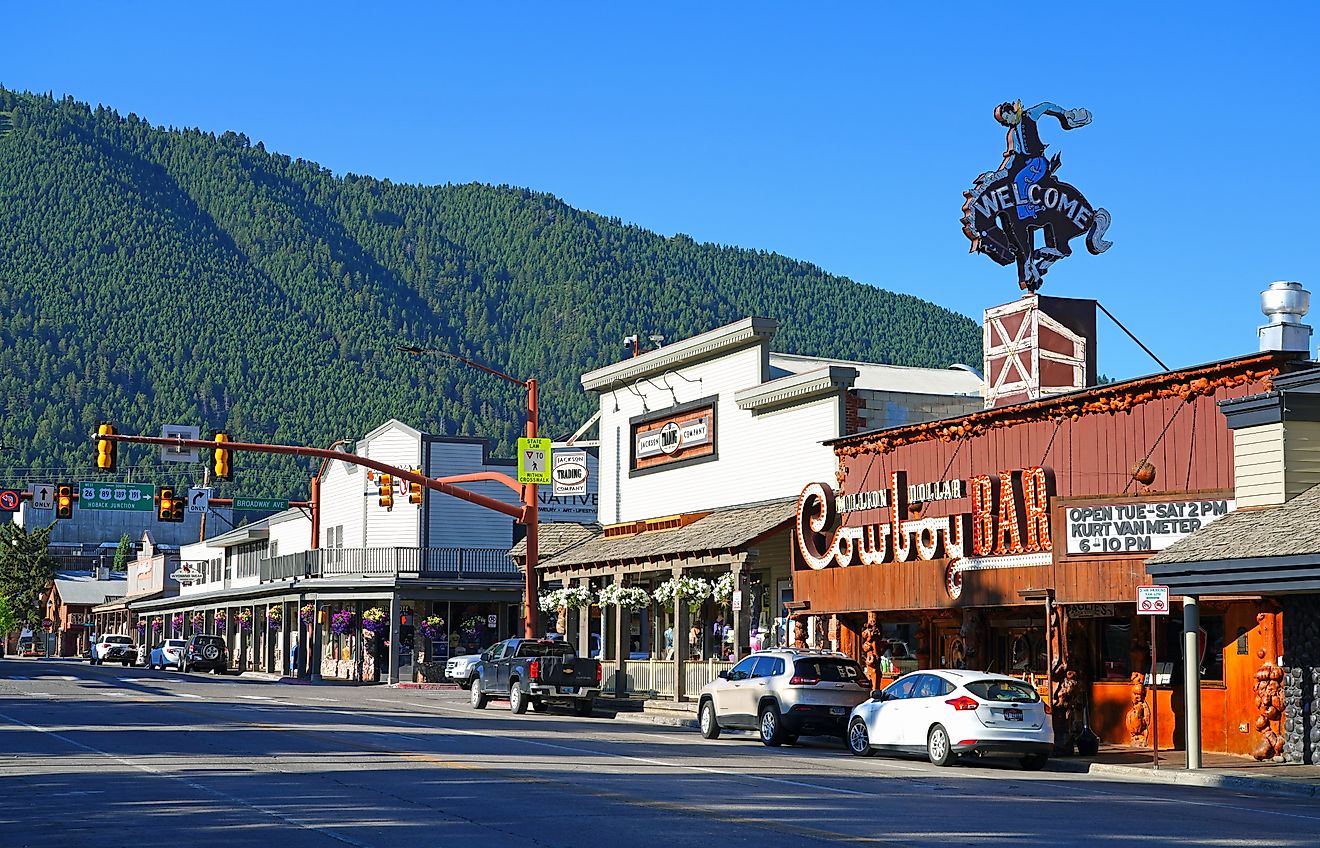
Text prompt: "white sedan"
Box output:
[[148, 639, 188, 670], [847, 669, 1053, 769]]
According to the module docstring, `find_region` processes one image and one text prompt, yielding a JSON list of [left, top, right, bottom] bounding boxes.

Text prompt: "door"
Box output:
[[486, 642, 508, 691], [745, 655, 784, 721], [717, 657, 759, 727], [901, 673, 956, 747], [869, 674, 919, 746]]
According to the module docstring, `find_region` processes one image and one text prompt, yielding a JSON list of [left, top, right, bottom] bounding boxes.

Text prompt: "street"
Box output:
[[1, 658, 1316, 848]]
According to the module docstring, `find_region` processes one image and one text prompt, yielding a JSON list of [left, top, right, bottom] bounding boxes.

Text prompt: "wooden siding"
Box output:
[[1233, 423, 1284, 507], [1284, 419, 1320, 500], [803, 380, 1270, 614]]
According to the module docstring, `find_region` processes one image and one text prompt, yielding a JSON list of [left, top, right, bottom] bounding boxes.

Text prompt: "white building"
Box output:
[[522, 316, 983, 701]]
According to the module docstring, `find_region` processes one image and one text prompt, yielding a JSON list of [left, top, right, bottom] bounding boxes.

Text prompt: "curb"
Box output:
[[1086, 762, 1320, 799], [611, 711, 699, 729], [394, 682, 460, 691]]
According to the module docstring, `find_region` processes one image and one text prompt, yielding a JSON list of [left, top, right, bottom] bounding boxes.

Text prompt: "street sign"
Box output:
[[78, 481, 155, 512], [160, 424, 200, 463], [31, 483, 54, 511], [0, 489, 20, 512], [487, 614, 499, 629], [187, 487, 211, 514], [552, 450, 589, 496], [232, 497, 288, 511], [517, 437, 552, 485], [731, 590, 743, 612], [1137, 585, 1170, 615]]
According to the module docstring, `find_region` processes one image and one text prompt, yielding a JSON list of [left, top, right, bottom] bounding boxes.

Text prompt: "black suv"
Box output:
[[182, 634, 230, 674]]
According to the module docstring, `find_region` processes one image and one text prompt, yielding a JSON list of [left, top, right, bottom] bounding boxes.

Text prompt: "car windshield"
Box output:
[[794, 658, 863, 681], [514, 642, 576, 658], [104, 636, 133, 645], [966, 679, 1041, 703]]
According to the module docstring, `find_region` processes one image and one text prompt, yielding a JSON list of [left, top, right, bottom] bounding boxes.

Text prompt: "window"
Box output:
[[884, 675, 918, 700], [967, 679, 1040, 703], [794, 658, 863, 682], [912, 674, 953, 699], [728, 657, 757, 681], [751, 656, 783, 678], [1099, 620, 1133, 680]]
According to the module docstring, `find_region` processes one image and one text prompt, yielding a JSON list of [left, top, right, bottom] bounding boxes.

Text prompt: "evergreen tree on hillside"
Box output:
[[0, 88, 980, 501]]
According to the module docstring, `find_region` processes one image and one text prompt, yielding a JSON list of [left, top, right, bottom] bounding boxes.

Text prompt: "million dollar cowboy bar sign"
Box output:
[[796, 467, 1054, 599]]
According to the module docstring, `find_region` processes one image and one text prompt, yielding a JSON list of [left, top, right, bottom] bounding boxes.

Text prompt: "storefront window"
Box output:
[[1099, 619, 1133, 680], [880, 623, 919, 675]]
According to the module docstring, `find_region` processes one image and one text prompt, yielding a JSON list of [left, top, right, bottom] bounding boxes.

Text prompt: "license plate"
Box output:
[[1004, 708, 1023, 721], [559, 686, 577, 694], [830, 706, 846, 716]]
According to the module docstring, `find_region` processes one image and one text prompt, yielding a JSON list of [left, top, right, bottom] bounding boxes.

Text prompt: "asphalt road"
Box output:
[[1, 658, 1317, 848]]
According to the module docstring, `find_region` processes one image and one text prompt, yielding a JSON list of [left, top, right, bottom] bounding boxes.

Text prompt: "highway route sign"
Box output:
[[31, 483, 54, 511], [517, 437, 552, 485], [78, 482, 155, 512], [1137, 585, 1170, 615], [0, 489, 20, 512], [187, 487, 212, 514]]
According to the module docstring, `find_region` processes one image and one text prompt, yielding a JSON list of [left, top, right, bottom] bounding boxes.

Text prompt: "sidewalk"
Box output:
[[1075, 744, 1320, 799]]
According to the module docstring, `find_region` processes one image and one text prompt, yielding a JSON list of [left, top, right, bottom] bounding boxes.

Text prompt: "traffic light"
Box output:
[[96, 423, 116, 471], [378, 474, 393, 510], [212, 432, 232, 481], [157, 487, 184, 523], [408, 480, 423, 505], [55, 484, 74, 520]]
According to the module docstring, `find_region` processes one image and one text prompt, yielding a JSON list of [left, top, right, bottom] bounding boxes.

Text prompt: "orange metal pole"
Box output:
[[523, 378, 540, 638]]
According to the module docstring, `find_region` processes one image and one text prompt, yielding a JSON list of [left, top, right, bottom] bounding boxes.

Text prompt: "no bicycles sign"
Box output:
[[1137, 585, 1170, 615]]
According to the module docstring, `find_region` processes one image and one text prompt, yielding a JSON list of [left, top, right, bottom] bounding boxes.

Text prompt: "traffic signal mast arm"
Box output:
[[93, 433, 528, 521]]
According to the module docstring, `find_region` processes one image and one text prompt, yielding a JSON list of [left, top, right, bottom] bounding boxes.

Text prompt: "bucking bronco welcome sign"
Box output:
[[961, 101, 1113, 292]]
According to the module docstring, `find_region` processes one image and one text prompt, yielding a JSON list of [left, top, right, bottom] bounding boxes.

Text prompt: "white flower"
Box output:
[[598, 584, 652, 611], [712, 572, 737, 604], [539, 586, 595, 612]]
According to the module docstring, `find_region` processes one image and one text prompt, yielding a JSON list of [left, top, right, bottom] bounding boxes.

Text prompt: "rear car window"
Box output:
[[105, 636, 133, 644], [514, 642, 576, 658], [164, 640, 187, 648], [966, 680, 1041, 702], [193, 636, 226, 647], [794, 659, 863, 681]]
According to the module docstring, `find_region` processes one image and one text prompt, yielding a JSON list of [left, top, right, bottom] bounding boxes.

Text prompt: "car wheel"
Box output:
[[572, 698, 594, 717], [509, 680, 528, 714], [1020, 753, 1049, 771], [532, 699, 549, 713], [470, 678, 489, 710], [848, 718, 876, 757], [180, 662, 190, 674], [927, 724, 954, 767], [759, 703, 786, 747], [699, 699, 721, 740], [458, 679, 473, 691]]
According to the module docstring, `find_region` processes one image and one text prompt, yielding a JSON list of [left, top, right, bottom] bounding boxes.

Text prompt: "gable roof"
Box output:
[[53, 570, 127, 606], [1149, 484, 1320, 566]]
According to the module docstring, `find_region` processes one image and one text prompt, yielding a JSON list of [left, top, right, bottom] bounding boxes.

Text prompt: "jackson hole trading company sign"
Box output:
[[961, 100, 1113, 292], [797, 467, 1055, 599]]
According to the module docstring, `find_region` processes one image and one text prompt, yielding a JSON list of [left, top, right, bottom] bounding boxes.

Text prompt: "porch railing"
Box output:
[[258, 547, 520, 583], [599, 658, 734, 700]]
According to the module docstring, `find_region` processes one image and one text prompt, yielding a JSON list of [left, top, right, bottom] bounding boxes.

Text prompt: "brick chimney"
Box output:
[[983, 294, 1098, 408]]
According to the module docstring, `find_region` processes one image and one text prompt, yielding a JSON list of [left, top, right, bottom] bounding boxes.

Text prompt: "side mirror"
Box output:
[[870, 689, 886, 701], [717, 671, 730, 680]]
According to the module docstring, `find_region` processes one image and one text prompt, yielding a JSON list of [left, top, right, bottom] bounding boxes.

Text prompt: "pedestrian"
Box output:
[[664, 626, 674, 660]]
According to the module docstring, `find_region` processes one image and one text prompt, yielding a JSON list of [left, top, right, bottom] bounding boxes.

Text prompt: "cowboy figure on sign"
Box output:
[[962, 100, 1113, 292]]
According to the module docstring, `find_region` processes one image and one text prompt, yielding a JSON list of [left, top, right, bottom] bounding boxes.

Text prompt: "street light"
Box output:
[[398, 344, 542, 638]]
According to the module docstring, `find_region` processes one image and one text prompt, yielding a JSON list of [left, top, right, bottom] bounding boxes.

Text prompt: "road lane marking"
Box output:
[[173, 693, 203, 698], [239, 695, 276, 701], [0, 710, 374, 847]]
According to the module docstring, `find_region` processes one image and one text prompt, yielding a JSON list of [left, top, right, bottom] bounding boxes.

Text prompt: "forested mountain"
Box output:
[[0, 89, 980, 500]]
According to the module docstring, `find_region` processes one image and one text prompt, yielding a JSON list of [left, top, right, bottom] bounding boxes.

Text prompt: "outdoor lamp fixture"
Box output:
[[624, 379, 650, 413], [639, 375, 678, 408]]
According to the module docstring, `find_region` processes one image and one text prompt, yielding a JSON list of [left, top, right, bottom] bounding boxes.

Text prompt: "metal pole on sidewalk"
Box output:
[[1184, 596, 1202, 770], [1151, 616, 1159, 769]]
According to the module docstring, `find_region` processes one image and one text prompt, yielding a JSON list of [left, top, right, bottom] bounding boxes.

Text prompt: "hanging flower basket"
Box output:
[[712, 573, 737, 607], [236, 608, 254, 633], [458, 615, 484, 644], [266, 605, 282, 631], [362, 607, 387, 635], [171, 613, 185, 631], [419, 615, 445, 641], [299, 603, 315, 625], [136, 621, 146, 634], [654, 576, 712, 614], [598, 584, 652, 611], [190, 613, 205, 631], [330, 610, 356, 636], [214, 610, 228, 631], [150, 619, 163, 633], [538, 586, 593, 613]]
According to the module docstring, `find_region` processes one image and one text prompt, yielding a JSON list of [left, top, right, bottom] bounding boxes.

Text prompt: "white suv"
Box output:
[[90, 634, 137, 666], [698, 649, 871, 746]]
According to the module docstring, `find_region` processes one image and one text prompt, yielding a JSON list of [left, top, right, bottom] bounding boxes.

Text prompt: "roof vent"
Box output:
[[1258, 281, 1312, 353]]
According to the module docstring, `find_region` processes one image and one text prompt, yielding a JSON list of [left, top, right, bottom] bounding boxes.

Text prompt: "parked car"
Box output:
[[846, 669, 1053, 770], [181, 634, 230, 674], [148, 639, 188, 670], [698, 649, 871, 746], [90, 634, 137, 666], [470, 638, 601, 715], [445, 652, 485, 689]]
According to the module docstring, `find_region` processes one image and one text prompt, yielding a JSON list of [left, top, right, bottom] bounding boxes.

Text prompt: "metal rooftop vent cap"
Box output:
[[1258, 281, 1312, 353], [1261, 281, 1309, 323]]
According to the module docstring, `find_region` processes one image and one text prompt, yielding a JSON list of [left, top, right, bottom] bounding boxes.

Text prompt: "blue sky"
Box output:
[[6, 4, 1318, 378]]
